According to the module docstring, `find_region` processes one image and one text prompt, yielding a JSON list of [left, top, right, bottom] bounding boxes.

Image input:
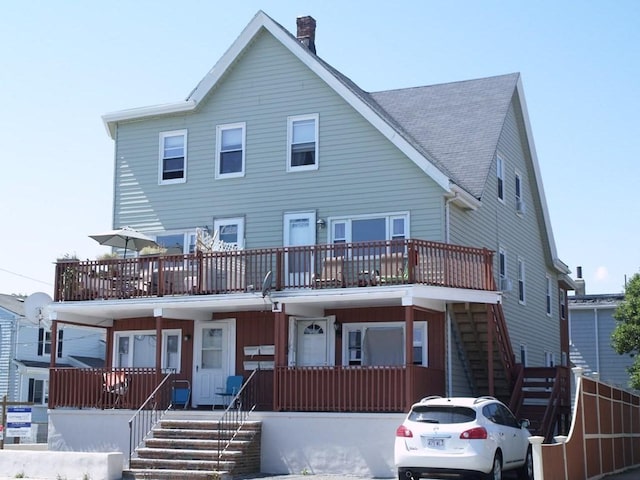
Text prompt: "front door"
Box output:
[[192, 319, 236, 407], [289, 316, 336, 366], [283, 211, 316, 287]]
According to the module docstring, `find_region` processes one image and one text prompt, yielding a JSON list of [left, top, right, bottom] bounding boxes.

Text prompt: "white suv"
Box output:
[[394, 396, 533, 480]]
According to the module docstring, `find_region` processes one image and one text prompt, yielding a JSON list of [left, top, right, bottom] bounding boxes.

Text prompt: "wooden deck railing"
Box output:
[[54, 239, 495, 302], [49, 367, 161, 409], [49, 365, 443, 412], [274, 365, 445, 413]]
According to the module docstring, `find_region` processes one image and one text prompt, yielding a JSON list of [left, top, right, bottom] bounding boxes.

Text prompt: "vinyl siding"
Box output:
[[112, 30, 445, 246], [449, 96, 561, 367], [570, 305, 633, 389], [0, 309, 18, 400]]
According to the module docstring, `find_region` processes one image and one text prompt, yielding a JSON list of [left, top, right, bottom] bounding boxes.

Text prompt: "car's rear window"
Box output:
[[408, 405, 476, 424]]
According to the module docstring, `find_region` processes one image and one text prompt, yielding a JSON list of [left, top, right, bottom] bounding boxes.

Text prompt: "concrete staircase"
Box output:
[[123, 412, 262, 480]]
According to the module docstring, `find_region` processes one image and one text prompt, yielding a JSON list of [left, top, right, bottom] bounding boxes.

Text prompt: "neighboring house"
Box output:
[[0, 294, 23, 403], [0, 293, 106, 443], [569, 266, 632, 389], [45, 11, 575, 476]]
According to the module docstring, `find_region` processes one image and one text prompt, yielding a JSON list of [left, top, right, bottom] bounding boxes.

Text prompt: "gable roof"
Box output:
[[0, 294, 25, 317], [370, 74, 519, 199], [102, 10, 566, 274]]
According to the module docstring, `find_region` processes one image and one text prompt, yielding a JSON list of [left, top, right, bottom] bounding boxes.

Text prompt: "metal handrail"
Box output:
[[128, 371, 174, 465], [216, 368, 259, 471]]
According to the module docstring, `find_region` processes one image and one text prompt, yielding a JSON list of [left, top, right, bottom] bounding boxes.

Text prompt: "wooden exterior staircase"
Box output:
[[451, 302, 515, 403], [123, 414, 262, 480], [451, 302, 571, 442]]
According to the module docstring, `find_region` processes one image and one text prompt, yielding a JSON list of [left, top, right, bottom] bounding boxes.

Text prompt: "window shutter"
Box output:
[[37, 328, 44, 356], [57, 329, 64, 358]]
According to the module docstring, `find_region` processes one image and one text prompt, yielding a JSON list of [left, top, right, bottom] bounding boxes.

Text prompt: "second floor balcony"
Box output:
[[54, 239, 495, 302]]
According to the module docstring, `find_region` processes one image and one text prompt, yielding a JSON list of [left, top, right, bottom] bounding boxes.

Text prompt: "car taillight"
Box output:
[[396, 425, 413, 438], [460, 427, 487, 439]]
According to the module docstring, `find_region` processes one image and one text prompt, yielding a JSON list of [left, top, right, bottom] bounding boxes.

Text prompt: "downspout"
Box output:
[[594, 307, 600, 374], [445, 194, 457, 397]]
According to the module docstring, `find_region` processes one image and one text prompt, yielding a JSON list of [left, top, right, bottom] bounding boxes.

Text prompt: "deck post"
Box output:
[[487, 304, 494, 396], [154, 310, 163, 383], [50, 320, 58, 368], [405, 306, 414, 410], [273, 305, 287, 411]]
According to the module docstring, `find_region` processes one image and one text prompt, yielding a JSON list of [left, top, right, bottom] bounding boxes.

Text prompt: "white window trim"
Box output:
[[150, 230, 197, 254], [113, 329, 183, 373], [215, 122, 246, 179], [518, 257, 526, 305], [213, 217, 245, 249], [496, 154, 505, 202], [340, 321, 427, 367], [328, 212, 410, 245], [545, 275, 552, 316], [287, 113, 319, 172], [515, 171, 526, 215], [159, 129, 187, 185], [498, 246, 507, 279]]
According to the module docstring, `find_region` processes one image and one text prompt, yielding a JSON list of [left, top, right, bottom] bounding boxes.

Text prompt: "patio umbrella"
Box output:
[[89, 226, 158, 258]]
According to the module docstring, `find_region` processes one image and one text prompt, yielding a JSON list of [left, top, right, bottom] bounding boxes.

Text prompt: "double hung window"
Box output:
[[114, 330, 182, 372], [159, 130, 187, 184], [216, 123, 245, 178], [287, 114, 318, 171], [518, 257, 526, 304], [37, 328, 63, 357], [496, 155, 504, 201]]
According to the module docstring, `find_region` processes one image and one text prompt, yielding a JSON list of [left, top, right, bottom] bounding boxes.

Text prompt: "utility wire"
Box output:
[[0, 267, 53, 286]]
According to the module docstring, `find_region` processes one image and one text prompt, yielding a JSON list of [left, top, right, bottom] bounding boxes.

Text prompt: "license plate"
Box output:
[[426, 438, 444, 448]]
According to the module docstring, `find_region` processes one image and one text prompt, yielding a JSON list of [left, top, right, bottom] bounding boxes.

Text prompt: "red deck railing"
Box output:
[[274, 365, 445, 413], [49, 365, 444, 412], [49, 367, 161, 409], [54, 239, 495, 301]]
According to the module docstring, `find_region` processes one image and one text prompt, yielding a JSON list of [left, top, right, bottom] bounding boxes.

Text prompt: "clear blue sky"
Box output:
[[1, 1, 638, 297]]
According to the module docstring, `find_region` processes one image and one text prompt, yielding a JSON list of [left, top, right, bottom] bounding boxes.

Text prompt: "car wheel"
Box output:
[[485, 452, 502, 480], [517, 446, 534, 480]]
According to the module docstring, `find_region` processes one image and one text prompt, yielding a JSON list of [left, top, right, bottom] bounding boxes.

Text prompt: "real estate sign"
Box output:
[[6, 406, 31, 437]]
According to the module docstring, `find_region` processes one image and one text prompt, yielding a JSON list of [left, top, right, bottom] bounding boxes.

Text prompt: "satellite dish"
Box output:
[[24, 292, 53, 329], [261, 271, 273, 298]]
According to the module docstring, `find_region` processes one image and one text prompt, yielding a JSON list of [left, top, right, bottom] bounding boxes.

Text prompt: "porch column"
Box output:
[[105, 326, 113, 367], [273, 305, 287, 411], [405, 306, 414, 410], [154, 309, 163, 383], [486, 304, 494, 396], [50, 320, 58, 368]]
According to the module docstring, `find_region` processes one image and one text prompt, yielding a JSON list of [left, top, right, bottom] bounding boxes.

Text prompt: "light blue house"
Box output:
[[46, 11, 576, 476], [0, 293, 105, 443], [569, 267, 632, 389]]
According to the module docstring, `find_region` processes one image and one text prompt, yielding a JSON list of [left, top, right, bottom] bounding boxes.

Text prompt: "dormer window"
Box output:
[[159, 130, 187, 184], [287, 114, 318, 171]]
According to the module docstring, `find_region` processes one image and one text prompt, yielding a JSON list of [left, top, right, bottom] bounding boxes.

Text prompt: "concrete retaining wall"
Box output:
[[0, 450, 123, 480]]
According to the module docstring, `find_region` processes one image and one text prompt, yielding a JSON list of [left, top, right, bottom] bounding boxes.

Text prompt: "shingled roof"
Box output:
[[370, 74, 519, 199], [0, 293, 25, 316]]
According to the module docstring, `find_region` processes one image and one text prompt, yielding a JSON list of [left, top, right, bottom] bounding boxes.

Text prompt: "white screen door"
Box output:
[[192, 320, 235, 407], [284, 212, 316, 287]]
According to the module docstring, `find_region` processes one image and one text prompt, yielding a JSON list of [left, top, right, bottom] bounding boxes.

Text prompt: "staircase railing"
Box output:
[[216, 368, 259, 471], [538, 366, 571, 443], [489, 303, 516, 385], [128, 371, 174, 465], [509, 363, 525, 414]]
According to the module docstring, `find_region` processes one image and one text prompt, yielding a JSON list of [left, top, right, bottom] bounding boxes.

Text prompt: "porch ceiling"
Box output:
[[49, 285, 501, 327]]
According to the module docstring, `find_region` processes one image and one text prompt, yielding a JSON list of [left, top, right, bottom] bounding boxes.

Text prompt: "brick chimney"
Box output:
[[296, 16, 316, 54]]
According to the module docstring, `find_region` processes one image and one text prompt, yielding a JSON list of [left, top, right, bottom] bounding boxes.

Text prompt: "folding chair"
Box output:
[[171, 379, 191, 409], [102, 371, 130, 408], [217, 375, 243, 408]]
